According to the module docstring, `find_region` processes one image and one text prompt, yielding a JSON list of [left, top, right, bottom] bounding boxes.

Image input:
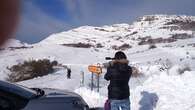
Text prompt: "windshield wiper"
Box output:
[[31, 88, 45, 97]]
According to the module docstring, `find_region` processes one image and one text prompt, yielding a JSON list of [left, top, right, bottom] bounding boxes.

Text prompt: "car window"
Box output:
[[0, 96, 13, 110], [0, 81, 37, 99], [0, 91, 28, 110]]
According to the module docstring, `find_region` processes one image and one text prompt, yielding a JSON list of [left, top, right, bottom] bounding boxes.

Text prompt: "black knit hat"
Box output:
[[114, 51, 127, 60]]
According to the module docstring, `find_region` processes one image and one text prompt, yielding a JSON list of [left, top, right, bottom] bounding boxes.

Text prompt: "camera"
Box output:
[[105, 57, 115, 60], [104, 57, 115, 68]]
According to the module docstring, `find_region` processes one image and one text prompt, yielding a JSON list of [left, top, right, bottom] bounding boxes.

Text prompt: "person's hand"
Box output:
[[0, 0, 20, 46]]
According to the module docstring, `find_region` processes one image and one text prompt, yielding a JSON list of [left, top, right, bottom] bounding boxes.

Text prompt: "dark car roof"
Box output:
[[0, 80, 37, 99]]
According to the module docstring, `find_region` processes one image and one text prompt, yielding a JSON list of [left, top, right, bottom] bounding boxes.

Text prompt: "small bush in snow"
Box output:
[[96, 43, 104, 48], [62, 43, 93, 48], [161, 59, 173, 71], [168, 65, 191, 75], [178, 65, 191, 75], [112, 45, 118, 50], [149, 44, 157, 49], [131, 66, 143, 77], [112, 44, 132, 50], [7, 59, 58, 82], [130, 31, 138, 35], [118, 44, 132, 50], [8, 46, 33, 51]]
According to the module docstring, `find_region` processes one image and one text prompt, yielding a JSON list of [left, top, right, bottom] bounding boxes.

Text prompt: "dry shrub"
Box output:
[[143, 16, 158, 21], [8, 46, 33, 50], [94, 28, 110, 32], [7, 59, 58, 82], [62, 43, 93, 48], [138, 37, 176, 45], [149, 44, 157, 49], [178, 65, 191, 75], [96, 43, 104, 48], [131, 66, 143, 77], [138, 33, 193, 46], [130, 31, 138, 35], [165, 19, 195, 31], [112, 44, 132, 50], [118, 44, 132, 50]]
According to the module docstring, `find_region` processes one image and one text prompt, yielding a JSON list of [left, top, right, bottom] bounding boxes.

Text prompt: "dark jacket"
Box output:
[[104, 60, 132, 100]]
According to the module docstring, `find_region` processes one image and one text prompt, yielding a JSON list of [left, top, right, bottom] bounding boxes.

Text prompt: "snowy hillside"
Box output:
[[1, 39, 28, 48], [40, 15, 195, 49], [1, 15, 195, 109]]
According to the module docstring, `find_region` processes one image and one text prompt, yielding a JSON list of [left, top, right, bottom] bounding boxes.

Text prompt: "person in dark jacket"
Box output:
[[67, 68, 71, 79], [104, 51, 132, 110]]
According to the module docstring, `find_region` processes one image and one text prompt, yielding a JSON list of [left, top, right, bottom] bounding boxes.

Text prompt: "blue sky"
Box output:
[[15, 0, 195, 43]]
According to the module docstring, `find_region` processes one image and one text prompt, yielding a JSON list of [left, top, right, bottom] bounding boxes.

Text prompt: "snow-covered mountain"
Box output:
[[1, 15, 195, 109], [40, 15, 195, 49]]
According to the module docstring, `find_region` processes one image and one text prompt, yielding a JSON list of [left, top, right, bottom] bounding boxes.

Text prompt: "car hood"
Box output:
[[35, 88, 87, 105], [43, 88, 80, 97]]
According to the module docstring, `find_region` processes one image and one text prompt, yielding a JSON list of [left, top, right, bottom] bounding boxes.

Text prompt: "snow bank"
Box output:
[[2, 39, 27, 48], [74, 87, 107, 108], [131, 70, 195, 110]]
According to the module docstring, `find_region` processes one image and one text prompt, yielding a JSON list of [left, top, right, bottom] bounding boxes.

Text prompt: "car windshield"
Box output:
[[17, 84, 38, 96]]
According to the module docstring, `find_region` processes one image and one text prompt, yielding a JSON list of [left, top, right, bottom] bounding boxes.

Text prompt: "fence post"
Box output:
[[91, 72, 94, 91], [97, 74, 100, 92], [97, 63, 102, 92], [80, 71, 84, 86]]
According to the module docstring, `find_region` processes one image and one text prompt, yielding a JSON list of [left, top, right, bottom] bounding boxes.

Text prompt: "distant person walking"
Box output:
[[104, 51, 132, 110], [80, 71, 84, 86], [67, 68, 71, 79]]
